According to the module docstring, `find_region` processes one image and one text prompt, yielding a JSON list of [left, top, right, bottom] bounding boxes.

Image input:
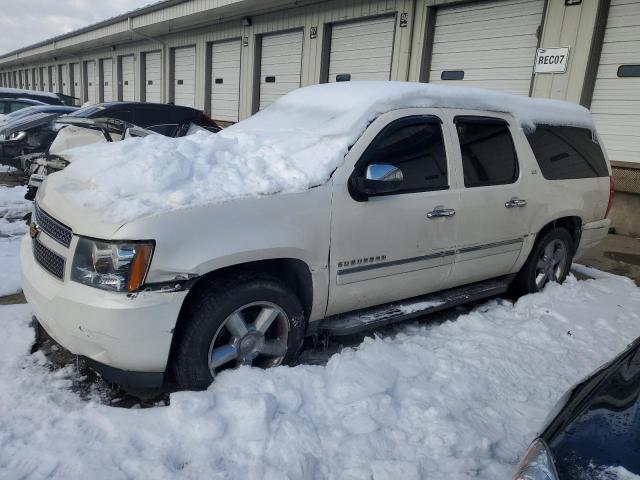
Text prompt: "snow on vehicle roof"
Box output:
[[52, 82, 595, 223]]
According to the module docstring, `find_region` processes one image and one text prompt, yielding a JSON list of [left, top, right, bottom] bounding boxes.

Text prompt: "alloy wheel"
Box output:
[[207, 301, 290, 377], [535, 239, 568, 290]]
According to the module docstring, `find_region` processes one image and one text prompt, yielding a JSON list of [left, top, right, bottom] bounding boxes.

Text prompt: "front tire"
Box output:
[[512, 228, 573, 296], [172, 275, 305, 391]]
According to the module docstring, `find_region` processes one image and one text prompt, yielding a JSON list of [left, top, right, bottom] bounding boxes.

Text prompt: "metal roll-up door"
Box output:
[[173, 46, 196, 107], [86, 61, 97, 104], [429, 0, 544, 95], [49, 66, 57, 92], [328, 16, 396, 82], [61, 64, 70, 95], [210, 39, 241, 122], [591, 0, 640, 166], [259, 30, 303, 110], [101, 58, 114, 102], [70, 63, 79, 98], [144, 51, 162, 103], [120, 55, 135, 101]]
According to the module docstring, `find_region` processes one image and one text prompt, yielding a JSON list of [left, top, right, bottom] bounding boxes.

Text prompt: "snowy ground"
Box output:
[[0, 265, 639, 479], [0, 184, 31, 296]]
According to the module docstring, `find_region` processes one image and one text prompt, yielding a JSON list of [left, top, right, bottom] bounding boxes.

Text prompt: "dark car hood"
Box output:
[[0, 112, 59, 137], [543, 338, 640, 478]]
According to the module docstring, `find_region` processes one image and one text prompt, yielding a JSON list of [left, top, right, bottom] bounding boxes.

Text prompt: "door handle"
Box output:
[[427, 207, 456, 219], [505, 198, 527, 208]]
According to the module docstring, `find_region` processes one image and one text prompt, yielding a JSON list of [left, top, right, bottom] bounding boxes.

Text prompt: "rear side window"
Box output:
[[358, 116, 448, 194], [455, 117, 519, 188], [525, 125, 609, 179]]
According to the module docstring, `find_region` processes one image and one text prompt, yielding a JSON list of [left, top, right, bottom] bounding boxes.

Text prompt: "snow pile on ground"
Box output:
[[0, 185, 30, 296], [49, 81, 594, 223], [1, 269, 639, 479]]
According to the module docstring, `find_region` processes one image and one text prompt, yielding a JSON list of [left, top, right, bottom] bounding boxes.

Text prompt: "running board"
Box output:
[[319, 275, 515, 336]]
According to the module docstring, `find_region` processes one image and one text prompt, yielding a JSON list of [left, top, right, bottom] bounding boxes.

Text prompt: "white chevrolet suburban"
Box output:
[[20, 82, 613, 391]]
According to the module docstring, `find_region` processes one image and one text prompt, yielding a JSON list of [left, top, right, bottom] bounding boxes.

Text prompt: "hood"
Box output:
[[36, 172, 125, 239], [544, 338, 640, 477], [0, 112, 58, 139]]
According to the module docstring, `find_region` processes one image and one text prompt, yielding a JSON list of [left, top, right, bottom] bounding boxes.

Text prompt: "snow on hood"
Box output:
[[49, 81, 594, 224]]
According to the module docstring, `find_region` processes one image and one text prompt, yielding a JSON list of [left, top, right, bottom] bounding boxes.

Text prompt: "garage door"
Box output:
[[61, 64, 70, 95], [86, 61, 97, 104], [210, 39, 241, 122], [591, 0, 640, 165], [120, 55, 135, 101], [327, 16, 395, 82], [173, 46, 196, 107], [259, 30, 303, 110], [429, 0, 544, 95], [49, 66, 57, 92], [70, 63, 79, 98], [144, 51, 162, 103], [101, 58, 114, 102]]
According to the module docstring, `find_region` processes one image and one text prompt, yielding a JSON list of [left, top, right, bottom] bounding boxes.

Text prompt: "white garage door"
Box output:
[[173, 46, 196, 107], [86, 61, 97, 104], [120, 55, 135, 101], [49, 66, 57, 92], [210, 39, 241, 122], [144, 51, 162, 103], [101, 58, 114, 102], [591, 0, 640, 165], [429, 0, 544, 95], [60, 64, 70, 95], [328, 16, 395, 82], [259, 30, 303, 110], [70, 63, 79, 98]]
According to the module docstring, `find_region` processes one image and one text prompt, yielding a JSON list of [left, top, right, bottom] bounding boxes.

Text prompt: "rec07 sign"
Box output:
[[535, 47, 570, 73]]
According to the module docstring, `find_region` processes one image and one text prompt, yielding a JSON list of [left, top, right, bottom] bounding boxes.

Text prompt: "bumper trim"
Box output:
[[83, 357, 165, 390]]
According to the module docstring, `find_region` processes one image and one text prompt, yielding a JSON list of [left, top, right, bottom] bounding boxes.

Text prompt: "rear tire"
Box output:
[[512, 228, 573, 296], [172, 274, 305, 391]]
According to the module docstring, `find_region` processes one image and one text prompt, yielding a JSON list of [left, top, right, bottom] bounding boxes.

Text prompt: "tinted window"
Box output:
[[526, 125, 609, 180], [456, 118, 518, 187], [102, 109, 132, 122], [359, 116, 448, 194], [146, 124, 179, 136]]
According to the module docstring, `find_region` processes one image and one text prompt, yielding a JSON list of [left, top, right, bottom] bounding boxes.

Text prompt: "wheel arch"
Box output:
[[534, 215, 583, 252], [166, 257, 314, 379]]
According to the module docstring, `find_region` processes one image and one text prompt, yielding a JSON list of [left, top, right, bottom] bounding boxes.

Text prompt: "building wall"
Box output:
[[0, 0, 638, 234]]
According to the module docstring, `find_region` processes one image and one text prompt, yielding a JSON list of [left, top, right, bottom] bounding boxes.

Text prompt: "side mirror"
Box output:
[[351, 163, 404, 199]]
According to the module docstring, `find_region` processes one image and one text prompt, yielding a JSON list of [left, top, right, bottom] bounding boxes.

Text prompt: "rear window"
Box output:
[[526, 126, 609, 180]]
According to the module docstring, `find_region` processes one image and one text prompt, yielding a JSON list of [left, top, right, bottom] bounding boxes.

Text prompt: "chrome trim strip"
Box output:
[[338, 250, 456, 276], [336, 238, 524, 276], [456, 238, 523, 254]]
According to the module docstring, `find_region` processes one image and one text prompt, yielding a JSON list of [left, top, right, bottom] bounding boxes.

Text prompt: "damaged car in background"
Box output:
[[21, 102, 221, 199], [0, 106, 78, 168]]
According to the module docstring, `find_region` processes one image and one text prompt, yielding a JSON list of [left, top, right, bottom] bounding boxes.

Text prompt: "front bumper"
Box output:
[[21, 234, 188, 376]]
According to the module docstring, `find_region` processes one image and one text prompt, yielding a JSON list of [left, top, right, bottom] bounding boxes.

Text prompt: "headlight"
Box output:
[[513, 439, 559, 480], [71, 237, 154, 292], [7, 131, 27, 142]]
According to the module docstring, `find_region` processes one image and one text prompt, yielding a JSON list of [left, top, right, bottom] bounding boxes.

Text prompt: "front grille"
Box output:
[[34, 202, 72, 248], [33, 238, 65, 280]]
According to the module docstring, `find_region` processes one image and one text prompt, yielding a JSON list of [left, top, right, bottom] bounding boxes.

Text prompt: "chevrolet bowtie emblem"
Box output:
[[29, 223, 39, 240]]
